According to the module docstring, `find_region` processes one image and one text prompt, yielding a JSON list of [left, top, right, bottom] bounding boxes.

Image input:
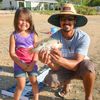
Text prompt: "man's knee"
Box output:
[[79, 60, 95, 73], [78, 60, 96, 78]]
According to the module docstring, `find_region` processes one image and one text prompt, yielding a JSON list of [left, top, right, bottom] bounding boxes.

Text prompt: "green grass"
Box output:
[[32, 10, 59, 15]]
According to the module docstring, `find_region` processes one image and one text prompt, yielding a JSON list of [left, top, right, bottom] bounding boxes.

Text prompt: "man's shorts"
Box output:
[[44, 60, 96, 88]]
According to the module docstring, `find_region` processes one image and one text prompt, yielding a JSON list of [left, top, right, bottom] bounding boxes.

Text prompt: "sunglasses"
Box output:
[[60, 16, 75, 21]]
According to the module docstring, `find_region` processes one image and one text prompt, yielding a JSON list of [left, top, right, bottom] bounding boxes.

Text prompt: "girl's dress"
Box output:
[[13, 32, 38, 72]]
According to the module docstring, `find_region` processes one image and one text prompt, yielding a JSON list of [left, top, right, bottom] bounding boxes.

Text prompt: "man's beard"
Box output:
[[62, 28, 70, 32], [62, 24, 71, 32]]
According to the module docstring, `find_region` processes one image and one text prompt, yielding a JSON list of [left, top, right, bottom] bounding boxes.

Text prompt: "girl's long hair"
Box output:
[[14, 7, 38, 35]]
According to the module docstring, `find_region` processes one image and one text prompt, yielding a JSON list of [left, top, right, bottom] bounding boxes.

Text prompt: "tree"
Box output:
[[88, 0, 100, 6], [56, 0, 67, 6]]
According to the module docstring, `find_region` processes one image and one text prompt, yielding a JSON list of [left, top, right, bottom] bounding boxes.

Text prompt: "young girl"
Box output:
[[9, 8, 39, 100]]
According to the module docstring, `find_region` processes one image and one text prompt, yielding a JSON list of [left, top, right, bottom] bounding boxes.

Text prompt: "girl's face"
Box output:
[[18, 16, 30, 32]]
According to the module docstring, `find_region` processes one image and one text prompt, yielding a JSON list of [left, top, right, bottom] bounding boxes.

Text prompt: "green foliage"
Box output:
[[55, 0, 98, 15], [56, 0, 66, 6], [75, 5, 97, 15], [0, 2, 2, 9], [32, 5, 97, 15], [32, 10, 58, 15], [88, 0, 100, 6], [56, 0, 100, 6]]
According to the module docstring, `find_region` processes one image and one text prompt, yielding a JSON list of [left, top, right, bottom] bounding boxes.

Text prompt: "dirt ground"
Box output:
[[0, 11, 100, 100]]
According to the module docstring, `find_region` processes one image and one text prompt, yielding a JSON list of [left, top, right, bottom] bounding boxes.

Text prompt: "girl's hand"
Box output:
[[24, 62, 35, 72]]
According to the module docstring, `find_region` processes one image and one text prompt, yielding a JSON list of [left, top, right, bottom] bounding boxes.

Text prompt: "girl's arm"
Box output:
[[9, 33, 27, 70], [33, 33, 39, 62], [34, 33, 39, 47]]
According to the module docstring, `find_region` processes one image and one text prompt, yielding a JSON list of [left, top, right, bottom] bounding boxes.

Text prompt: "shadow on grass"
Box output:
[[0, 65, 15, 90], [0, 65, 13, 74], [40, 95, 78, 100]]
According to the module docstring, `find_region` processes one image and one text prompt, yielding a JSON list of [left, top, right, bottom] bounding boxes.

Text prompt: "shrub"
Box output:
[[32, 5, 98, 15], [88, 0, 100, 6], [75, 5, 97, 15]]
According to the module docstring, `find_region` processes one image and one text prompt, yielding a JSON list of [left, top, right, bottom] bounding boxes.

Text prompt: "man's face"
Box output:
[[60, 15, 76, 32]]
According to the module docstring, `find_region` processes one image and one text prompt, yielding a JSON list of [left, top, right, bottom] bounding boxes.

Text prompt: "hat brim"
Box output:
[[48, 13, 88, 27]]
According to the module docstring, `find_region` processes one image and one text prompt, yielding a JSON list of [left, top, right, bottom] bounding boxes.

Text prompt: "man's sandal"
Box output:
[[57, 88, 66, 98]]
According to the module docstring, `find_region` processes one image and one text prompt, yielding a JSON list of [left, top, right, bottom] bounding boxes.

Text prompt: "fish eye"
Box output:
[[57, 41, 60, 44], [40, 43, 43, 45]]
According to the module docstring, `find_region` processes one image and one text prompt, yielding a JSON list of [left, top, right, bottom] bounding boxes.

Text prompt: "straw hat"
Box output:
[[48, 3, 88, 27]]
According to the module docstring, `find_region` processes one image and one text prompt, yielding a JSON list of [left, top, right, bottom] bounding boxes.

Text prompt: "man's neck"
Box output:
[[62, 29, 74, 40]]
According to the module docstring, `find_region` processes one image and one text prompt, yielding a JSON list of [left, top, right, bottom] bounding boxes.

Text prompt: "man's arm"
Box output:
[[50, 49, 85, 71], [38, 48, 84, 71]]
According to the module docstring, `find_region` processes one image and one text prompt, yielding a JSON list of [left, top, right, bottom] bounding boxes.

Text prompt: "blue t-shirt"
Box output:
[[51, 28, 90, 59]]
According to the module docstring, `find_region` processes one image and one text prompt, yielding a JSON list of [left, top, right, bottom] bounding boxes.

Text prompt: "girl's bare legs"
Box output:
[[14, 77, 26, 100], [29, 76, 39, 100]]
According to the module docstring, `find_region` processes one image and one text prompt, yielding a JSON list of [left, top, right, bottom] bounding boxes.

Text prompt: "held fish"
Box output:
[[31, 38, 62, 53]]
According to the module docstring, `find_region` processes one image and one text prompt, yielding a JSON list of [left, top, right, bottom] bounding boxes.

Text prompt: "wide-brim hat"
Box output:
[[48, 3, 88, 27]]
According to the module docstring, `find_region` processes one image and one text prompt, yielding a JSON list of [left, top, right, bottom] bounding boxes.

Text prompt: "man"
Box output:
[[38, 3, 96, 100]]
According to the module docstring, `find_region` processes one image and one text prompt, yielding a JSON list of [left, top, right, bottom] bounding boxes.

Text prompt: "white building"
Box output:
[[2, 0, 58, 10]]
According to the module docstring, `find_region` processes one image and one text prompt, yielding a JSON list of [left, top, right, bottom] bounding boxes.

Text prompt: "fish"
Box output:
[[31, 38, 62, 53]]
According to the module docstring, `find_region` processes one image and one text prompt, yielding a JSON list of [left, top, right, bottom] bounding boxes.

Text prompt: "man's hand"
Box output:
[[50, 48, 63, 65], [38, 48, 62, 70], [38, 49, 51, 64]]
